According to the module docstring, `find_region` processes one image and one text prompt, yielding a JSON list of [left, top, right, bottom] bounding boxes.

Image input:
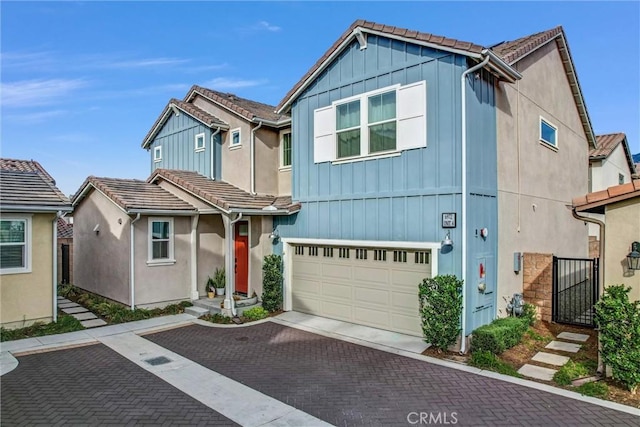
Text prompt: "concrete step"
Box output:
[[518, 364, 557, 381], [557, 332, 590, 342], [184, 306, 209, 317], [80, 319, 107, 328], [531, 351, 570, 366], [545, 340, 581, 353], [192, 297, 261, 316]]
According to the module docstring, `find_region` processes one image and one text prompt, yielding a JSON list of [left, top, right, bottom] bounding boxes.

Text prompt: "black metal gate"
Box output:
[[552, 257, 599, 327], [61, 244, 70, 284]]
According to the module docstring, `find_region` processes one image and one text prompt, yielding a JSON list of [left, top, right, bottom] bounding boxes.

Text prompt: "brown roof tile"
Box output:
[[573, 179, 640, 213], [150, 169, 300, 213], [73, 176, 196, 213], [492, 27, 563, 65], [0, 158, 71, 210], [591, 133, 636, 174], [0, 158, 55, 183], [57, 217, 73, 238]]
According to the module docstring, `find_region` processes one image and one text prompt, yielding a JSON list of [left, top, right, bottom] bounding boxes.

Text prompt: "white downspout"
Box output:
[[190, 214, 200, 300], [223, 212, 243, 316], [130, 213, 141, 310], [250, 121, 263, 195], [460, 55, 490, 354], [52, 211, 64, 322], [210, 127, 221, 180]]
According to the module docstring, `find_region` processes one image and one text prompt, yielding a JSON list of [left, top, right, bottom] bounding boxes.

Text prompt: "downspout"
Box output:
[[190, 214, 200, 300], [460, 55, 490, 354], [572, 209, 605, 375], [250, 121, 263, 195], [130, 213, 141, 310], [52, 211, 64, 322], [210, 127, 221, 180], [224, 212, 243, 316]]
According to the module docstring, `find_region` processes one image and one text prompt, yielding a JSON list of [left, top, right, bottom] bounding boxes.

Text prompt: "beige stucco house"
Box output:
[[0, 159, 72, 329]]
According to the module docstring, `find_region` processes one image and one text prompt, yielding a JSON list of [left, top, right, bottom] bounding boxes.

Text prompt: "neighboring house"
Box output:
[[573, 179, 640, 302], [0, 158, 72, 329], [271, 20, 593, 341], [57, 217, 73, 284]]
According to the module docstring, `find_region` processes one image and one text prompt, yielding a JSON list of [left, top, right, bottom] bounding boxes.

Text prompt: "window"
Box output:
[[148, 218, 174, 264], [153, 146, 162, 162], [619, 173, 625, 185], [539, 117, 557, 148], [195, 133, 205, 152], [314, 81, 426, 163], [0, 217, 31, 274], [230, 128, 241, 148], [281, 131, 292, 168]]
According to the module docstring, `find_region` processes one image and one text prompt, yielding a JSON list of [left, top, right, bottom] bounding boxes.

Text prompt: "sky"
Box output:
[[1, 1, 639, 196]]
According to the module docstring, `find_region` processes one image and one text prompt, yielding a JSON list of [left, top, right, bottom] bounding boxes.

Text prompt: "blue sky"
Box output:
[[2, 1, 639, 196]]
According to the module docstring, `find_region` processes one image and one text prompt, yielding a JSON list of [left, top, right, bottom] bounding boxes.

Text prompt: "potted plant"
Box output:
[[213, 267, 226, 296], [206, 276, 215, 299]]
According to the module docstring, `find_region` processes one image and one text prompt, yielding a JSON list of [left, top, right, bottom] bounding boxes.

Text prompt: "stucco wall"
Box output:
[[496, 40, 589, 315], [248, 216, 273, 298], [604, 198, 640, 301], [1, 213, 55, 328], [197, 215, 225, 296], [73, 191, 131, 304]]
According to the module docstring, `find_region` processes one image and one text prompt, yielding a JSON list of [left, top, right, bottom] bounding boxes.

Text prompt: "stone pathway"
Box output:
[[518, 331, 591, 381], [57, 296, 107, 328]]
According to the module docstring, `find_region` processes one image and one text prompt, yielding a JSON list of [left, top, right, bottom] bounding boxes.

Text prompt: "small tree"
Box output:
[[262, 255, 283, 312], [594, 285, 640, 394], [419, 275, 463, 351]]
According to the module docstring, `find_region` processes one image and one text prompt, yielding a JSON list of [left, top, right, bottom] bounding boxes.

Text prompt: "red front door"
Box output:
[[234, 221, 249, 294]]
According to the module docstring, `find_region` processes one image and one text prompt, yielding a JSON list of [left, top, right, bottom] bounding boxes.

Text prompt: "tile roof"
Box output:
[[150, 169, 300, 213], [0, 158, 71, 211], [142, 98, 228, 148], [590, 133, 636, 174], [73, 176, 197, 213], [57, 217, 73, 238], [573, 179, 640, 213], [187, 85, 290, 124], [491, 27, 563, 65]]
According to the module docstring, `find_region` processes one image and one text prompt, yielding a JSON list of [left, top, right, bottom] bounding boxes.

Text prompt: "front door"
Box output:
[[234, 221, 249, 294]]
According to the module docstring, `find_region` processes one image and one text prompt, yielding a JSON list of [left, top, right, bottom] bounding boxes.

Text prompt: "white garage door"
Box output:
[[291, 244, 432, 337]]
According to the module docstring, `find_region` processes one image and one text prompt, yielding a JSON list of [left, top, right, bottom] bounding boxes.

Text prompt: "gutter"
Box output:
[[250, 121, 263, 195], [52, 211, 64, 322], [459, 55, 491, 354], [481, 49, 522, 83], [130, 213, 142, 310], [2, 205, 73, 213], [127, 209, 198, 216], [190, 214, 200, 301], [228, 208, 297, 216], [210, 127, 222, 180]]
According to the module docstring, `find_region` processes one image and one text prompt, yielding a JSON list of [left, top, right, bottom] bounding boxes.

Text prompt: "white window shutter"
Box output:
[[397, 81, 427, 151], [313, 105, 335, 163]]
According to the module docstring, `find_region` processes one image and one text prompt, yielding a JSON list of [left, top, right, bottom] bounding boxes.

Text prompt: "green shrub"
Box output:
[[521, 303, 537, 326], [58, 283, 79, 298], [262, 255, 283, 312], [469, 350, 522, 378], [471, 317, 529, 354], [594, 285, 640, 393], [201, 313, 233, 324], [1, 315, 84, 342], [418, 275, 463, 351], [575, 381, 608, 398], [554, 360, 591, 386], [242, 306, 269, 321]]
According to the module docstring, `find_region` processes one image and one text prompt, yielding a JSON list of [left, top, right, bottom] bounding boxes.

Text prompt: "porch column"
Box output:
[[222, 213, 242, 316], [190, 214, 200, 301]]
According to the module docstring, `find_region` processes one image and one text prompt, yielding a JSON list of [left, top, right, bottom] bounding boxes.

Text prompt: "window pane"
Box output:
[[337, 129, 361, 158], [336, 101, 360, 130], [232, 131, 240, 145], [0, 220, 25, 244], [152, 221, 169, 239], [368, 91, 396, 123], [369, 122, 397, 153], [541, 121, 556, 145], [196, 135, 205, 149], [282, 133, 292, 166], [0, 245, 25, 269], [152, 241, 169, 259]]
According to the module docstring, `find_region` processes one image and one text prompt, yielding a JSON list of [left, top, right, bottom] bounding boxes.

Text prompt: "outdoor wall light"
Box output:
[[627, 241, 640, 271], [269, 230, 280, 242], [441, 231, 453, 254]]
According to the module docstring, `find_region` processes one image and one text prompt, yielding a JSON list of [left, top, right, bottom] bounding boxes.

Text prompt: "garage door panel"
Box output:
[[322, 263, 351, 280], [294, 259, 321, 276], [354, 307, 390, 328], [392, 269, 429, 286], [322, 281, 353, 299], [354, 286, 389, 306], [391, 313, 422, 335], [353, 266, 389, 284], [292, 295, 321, 314], [391, 291, 419, 312], [322, 300, 353, 321], [293, 278, 322, 296]]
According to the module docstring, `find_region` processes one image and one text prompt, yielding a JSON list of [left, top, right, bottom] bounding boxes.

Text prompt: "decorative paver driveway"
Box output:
[[1, 344, 237, 426], [147, 323, 639, 426]]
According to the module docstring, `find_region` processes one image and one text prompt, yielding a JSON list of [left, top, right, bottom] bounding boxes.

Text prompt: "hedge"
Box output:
[[471, 317, 530, 354]]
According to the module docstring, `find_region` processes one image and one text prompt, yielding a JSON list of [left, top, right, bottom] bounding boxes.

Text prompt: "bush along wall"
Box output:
[[470, 304, 535, 355], [594, 285, 640, 394], [418, 275, 463, 351], [262, 255, 283, 312]]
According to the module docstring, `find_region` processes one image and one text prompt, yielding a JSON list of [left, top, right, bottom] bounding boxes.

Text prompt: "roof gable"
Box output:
[[591, 133, 636, 174], [0, 158, 71, 211]]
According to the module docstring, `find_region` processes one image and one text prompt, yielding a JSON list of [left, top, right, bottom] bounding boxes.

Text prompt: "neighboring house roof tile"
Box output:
[[142, 98, 228, 148], [573, 179, 640, 213], [149, 169, 300, 213], [57, 217, 73, 238], [73, 176, 197, 213], [187, 85, 290, 124], [590, 133, 636, 174], [0, 158, 71, 211]]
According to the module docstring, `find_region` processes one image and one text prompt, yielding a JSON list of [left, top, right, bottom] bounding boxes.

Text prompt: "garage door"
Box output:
[[291, 244, 432, 336]]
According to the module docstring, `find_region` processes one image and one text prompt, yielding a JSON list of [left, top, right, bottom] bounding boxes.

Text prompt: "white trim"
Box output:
[[235, 219, 251, 296], [153, 146, 162, 162], [229, 128, 242, 148], [280, 237, 440, 311], [280, 129, 292, 169], [147, 217, 175, 263], [539, 116, 558, 149], [194, 132, 206, 152], [0, 214, 32, 275]]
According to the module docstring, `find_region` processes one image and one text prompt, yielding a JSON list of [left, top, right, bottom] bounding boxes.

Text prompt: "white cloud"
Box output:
[[257, 21, 281, 32], [0, 51, 53, 70], [1, 79, 88, 108], [102, 57, 190, 69], [202, 77, 267, 90], [4, 109, 68, 124]]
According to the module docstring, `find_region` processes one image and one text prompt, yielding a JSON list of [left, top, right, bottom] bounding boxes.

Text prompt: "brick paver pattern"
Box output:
[[1, 343, 238, 426], [147, 323, 639, 426]]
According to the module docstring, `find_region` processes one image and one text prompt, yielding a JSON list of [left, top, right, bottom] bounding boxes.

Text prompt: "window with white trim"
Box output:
[[313, 81, 426, 163], [153, 146, 162, 162], [230, 128, 241, 148], [539, 117, 557, 148], [281, 131, 292, 168], [148, 218, 174, 263], [195, 133, 205, 152], [619, 173, 625, 185], [0, 216, 31, 274]]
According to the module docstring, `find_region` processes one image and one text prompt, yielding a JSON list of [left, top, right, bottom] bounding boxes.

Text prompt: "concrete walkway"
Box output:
[[518, 331, 590, 381], [57, 295, 107, 328]]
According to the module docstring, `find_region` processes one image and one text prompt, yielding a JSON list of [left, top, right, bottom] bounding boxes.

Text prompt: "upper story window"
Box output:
[[539, 117, 558, 149], [0, 216, 31, 275], [619, 173, 625, 185], [313, 81, 426, 164], [153, 146, 162, 162], [230, 128, 241, 148], [148, 218, 175, 265], [195, 133, 206, 152], [281, 131, 292, 168]]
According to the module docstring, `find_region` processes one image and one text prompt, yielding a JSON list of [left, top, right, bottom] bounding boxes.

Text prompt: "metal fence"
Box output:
[[552, 257, 599, 327]]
